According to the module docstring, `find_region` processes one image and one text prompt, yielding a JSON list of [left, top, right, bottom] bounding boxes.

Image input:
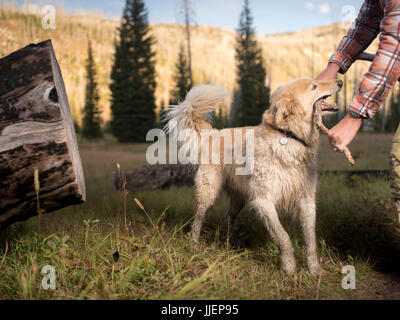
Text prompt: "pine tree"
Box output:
[[232, 0, 270, 127], [213, 107, 225, 129], [157, 104, 168, 129], [170, 44, 191, 103], [110, 0, 156, 142], [82, 40, 102, 139]]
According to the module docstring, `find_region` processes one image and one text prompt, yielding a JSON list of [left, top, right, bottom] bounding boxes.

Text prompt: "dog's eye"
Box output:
[[311, 84, 317, 91]]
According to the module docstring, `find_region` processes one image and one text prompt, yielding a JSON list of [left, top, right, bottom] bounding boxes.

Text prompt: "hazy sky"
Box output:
[[14, 0, 365, 34]]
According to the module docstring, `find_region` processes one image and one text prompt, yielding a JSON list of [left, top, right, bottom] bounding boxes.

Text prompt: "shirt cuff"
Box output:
[[348, 94, 377, 119], [329, 51, 354, 74]]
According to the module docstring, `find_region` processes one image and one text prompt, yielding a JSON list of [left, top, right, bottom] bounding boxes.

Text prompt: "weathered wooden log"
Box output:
[[114, 164, 197, 192], [0, 40, 85, 229]]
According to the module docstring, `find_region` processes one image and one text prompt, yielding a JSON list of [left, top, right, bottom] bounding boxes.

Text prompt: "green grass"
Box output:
[[1, 133, 400, 300]]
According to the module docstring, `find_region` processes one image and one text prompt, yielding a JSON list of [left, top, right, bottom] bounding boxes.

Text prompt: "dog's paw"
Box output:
[[308, 264, 327, 277], [281, 255, 297, 275], [189, 239, 200, 254]]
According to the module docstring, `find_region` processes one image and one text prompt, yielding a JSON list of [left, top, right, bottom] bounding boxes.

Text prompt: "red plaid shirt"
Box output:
[[330, 0, 400, 119]]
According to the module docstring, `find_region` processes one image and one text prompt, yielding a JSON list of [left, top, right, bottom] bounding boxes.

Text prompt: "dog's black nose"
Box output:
[[337, 79, 343, 87]]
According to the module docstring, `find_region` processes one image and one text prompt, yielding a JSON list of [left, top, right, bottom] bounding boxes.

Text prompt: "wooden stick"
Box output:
[[315, 109, 355, 165], [356, 52, 375, 62]]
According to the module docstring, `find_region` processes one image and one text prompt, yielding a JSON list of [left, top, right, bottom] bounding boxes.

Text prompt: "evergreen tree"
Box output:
[[213, 107, 225, 129], [82, 40, 102, 139], [73, 120, 81, 135], [170, 43, 191, 103], [157, 104, 168, 129], [232, 0, 270, 127], [229, 89, 241, 126], [110, 0, 156, 142]]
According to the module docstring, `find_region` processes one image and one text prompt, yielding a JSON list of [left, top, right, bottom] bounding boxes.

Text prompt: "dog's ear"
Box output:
[[274, 96, 299, 121], [264, 94, 300, 130]]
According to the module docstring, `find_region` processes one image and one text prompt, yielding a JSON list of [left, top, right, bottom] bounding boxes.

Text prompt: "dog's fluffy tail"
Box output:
[[164, 85, 228, 134]]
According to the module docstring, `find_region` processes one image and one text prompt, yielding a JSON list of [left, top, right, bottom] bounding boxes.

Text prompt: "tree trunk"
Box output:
[[114, 164, 197, 192], [184, 0, 193, 87], [0, 40, 85, 229]]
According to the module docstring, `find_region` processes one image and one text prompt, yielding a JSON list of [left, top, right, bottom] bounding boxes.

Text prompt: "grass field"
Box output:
[[1, 133, 400, 300]]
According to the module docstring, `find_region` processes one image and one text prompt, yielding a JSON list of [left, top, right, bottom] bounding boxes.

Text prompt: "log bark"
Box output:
[[0, 40, 85, 229]]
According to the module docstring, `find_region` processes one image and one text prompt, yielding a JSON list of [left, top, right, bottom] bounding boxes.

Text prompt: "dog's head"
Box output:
[[262, 78, 342, 145]]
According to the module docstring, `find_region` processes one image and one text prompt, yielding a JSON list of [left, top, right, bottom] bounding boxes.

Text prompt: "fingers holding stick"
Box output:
[[315, 112, 355, 166]]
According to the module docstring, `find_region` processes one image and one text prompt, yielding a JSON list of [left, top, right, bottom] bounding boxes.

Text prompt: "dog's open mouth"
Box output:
[[314, 95, 339, 112]]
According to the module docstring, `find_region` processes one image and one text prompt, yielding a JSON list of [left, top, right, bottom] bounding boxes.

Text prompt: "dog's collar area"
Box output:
[[276, 128, 309, 147]]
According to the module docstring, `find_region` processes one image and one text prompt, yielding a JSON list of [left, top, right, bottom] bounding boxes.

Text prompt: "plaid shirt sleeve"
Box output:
[[330, 0, 400, 119]]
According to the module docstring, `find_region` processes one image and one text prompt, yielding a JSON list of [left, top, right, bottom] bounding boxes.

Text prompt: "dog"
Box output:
[[165, 78, 342, 275]]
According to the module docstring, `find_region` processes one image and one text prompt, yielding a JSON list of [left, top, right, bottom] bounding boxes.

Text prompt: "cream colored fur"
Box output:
[[166, 78, 342, 276]]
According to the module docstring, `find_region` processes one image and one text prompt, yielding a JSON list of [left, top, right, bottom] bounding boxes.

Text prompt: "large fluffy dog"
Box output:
[[166, 78, 342, 275]]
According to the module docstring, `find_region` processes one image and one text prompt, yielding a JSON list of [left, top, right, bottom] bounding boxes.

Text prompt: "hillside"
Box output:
[[0, 4, 383, 125]]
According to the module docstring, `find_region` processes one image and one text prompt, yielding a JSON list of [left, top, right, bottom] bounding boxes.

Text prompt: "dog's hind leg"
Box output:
[[191, 166, 223, 245], [224, 195, 245, 246], [298, 197, 323, 276], [252, 197, 296, 275]]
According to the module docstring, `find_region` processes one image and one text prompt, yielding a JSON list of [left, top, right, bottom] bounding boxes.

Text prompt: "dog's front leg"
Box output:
[[298, 197, 323, 276], [252, 198, 296, 275]]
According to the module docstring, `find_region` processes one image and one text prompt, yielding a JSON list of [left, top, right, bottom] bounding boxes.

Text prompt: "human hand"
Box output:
[[315, 63, 340, 81], [328, 113, 362, 152]]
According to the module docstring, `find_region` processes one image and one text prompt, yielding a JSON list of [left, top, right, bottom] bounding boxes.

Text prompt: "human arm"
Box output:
[[316, 0, 383, 81]]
